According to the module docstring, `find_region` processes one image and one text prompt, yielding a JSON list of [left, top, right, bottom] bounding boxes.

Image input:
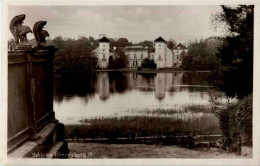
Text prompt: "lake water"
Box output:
[[54, 71, 224, 127]]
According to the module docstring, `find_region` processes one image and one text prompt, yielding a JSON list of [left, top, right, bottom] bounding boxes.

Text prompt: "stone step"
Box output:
[[8, 122, 59, 158], [8, 141, 38, 158], [36, 122, 57, 144], [46, 141, 68, 158]]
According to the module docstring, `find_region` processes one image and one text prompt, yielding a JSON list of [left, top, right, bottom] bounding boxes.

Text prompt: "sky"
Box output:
[[8, 5, 223, 44]]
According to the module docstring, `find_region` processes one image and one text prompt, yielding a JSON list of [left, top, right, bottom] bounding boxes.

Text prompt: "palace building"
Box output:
[[94, 36, 188, 69], [125, 46, 148, 68]]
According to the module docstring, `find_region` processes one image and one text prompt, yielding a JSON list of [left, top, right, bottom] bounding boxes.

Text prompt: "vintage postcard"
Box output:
[[1, 0, 260, 165]]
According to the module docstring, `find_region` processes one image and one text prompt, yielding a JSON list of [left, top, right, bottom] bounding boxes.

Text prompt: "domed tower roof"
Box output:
[[154, 36, 166, 43], [98, 37, 110, 43]]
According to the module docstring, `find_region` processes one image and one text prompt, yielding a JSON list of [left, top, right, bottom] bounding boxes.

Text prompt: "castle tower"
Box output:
[[154, 36, 167, 68], [98, 37, 110, 69]]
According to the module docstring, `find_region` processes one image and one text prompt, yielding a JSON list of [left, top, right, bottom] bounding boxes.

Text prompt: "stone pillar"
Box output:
[[8, 48, 33, 151], [8, 46, 57, 151]]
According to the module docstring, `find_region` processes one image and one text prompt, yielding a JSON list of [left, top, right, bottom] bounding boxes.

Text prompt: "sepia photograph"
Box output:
[[1, 0, 260, 165]]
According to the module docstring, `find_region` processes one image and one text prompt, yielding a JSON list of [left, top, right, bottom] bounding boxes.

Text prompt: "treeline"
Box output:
[[181, 38, 222, 70], [50, 36, 98, 76], [49, 36, 157, 75]]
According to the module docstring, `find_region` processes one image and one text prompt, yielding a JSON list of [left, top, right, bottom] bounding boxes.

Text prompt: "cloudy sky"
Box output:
[[8, 5, 223, 44]]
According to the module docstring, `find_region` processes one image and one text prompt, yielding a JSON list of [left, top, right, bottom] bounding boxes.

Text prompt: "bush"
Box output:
[[217, 94, 252, 151], [141, 58, 157, 69], [237, 94, 252, 146]]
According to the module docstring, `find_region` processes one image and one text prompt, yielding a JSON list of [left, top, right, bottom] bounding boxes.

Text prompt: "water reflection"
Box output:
[[54, 72, 223, 124], [54, 76, 96, 104], [155, 73, 165, 100], [98, 72, 109, 100]]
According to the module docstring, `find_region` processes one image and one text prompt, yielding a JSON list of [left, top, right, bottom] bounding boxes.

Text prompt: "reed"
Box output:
[[65, 112, 220, 139]]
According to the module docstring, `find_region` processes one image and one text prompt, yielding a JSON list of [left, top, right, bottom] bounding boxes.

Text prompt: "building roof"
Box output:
[[174, 43, 187, 49], [147, 47, 155, 53], [98, 37, 110, 43], [154, 36, 166, 43], [124, 46, 147, 51]]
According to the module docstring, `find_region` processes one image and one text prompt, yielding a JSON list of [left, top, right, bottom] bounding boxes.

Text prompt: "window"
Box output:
[[159, 44, 161, 47], [177, 55, 178, 59], [103, 45, 105, 47], [103, 54, 105, 59], [134, 54, 136, 58], [141, 54, 143, 59], [159, 55, 161, 59], [103, 49, 105, 52]]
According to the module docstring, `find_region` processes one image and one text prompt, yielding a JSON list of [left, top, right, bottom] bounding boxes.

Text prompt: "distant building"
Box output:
[[172, 43, 188, 67], [154, 37, 173, 68], [96, 37, 110, 69], [94, 36, 188, 69]]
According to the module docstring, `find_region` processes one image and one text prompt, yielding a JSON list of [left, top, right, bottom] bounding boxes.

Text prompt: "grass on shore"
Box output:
[[68, 143, 252, 158], [65, 106, 220, 140], [131, 105, 213, 115]]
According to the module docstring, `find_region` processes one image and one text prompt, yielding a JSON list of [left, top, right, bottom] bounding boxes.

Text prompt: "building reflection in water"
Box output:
[[172, 72, 184, 92], [96, 72, 186, 101], [54, 72, 211, 103], [165, 73, 173, 92], [155, 73, 166, 100], [98, 72, 110, 101], [128, 73, 151, 91]]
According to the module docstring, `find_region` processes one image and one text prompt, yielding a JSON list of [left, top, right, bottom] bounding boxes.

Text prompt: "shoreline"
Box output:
[[54, 69, 212, 77], [95, 68, 211, 73]]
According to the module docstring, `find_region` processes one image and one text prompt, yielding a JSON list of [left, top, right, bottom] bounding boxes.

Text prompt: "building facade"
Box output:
[[125, 46, 148, 68], [154, 37, 173, 68], [94, 36, 188, 69], [95, 37, 110, 69], [172, 43, 188, 67]]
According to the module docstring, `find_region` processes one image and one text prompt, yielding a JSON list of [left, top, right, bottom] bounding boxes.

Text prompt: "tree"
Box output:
[[181, 40, 221, 70], [167, 38, 176, 50], [108, 56, 114, 69], [181, 54, 193, 70], [52, 35, 99, 76], [116, 38, 131, 47], [135, 40, 153, 47], [141, 58, 157, 69], [110, 37, 132, 48], [141, 58, 151, 68], [180, 50, 187, 61], [209, 5, 254, 151], [52, 36, 65, 49], [211, 5, 253, 99], [114, 48, 128, 69]]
